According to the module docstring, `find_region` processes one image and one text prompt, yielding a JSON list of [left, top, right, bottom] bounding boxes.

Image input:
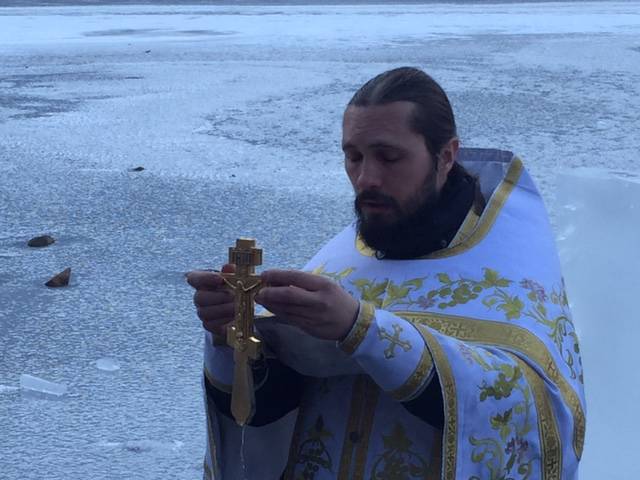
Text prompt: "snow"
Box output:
[[1, 1, 639, 479]]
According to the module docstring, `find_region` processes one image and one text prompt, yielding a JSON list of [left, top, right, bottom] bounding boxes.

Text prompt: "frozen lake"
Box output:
[[1, 1, 639, 479]]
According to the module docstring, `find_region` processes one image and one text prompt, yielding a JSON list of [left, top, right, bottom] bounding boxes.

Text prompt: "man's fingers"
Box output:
[[261, 269, 328, 291], [255, 285, 319, 308], [221, 263, 236, 274], [186, 270, 226, 290], [197, 304, 235, 323], [259, 302, 315, 324], [193, 290, 233, 308], [203, 320, 232, 335]]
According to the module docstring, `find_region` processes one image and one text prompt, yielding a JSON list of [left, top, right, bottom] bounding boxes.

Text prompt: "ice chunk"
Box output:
[[556, 168, 640, 480], [95, 357, 121, 372], [19, 374, 67, 397]]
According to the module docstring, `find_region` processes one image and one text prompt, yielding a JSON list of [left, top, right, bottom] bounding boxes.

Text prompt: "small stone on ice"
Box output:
[[45, 267, 71, 287], [95, 358, 120, 371], [20, 374, 67, 396], [28, 235, 55, 247]]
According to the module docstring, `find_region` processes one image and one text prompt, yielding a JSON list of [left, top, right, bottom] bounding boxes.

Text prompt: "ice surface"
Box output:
[[556, 169, 640, 480], [0, 385, 20, 394], [1, 1, 639, 479], [19, 374, 68, 397], [95, 357, 121, 372], [95, 439, 184, 452]]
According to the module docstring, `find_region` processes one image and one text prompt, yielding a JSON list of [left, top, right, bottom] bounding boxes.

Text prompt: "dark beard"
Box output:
[[355, 172, 442, 260], [355, 166, 476, 259]]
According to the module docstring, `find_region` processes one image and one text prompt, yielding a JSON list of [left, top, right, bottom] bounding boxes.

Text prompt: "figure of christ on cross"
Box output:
[[221, 238, 263, 426]]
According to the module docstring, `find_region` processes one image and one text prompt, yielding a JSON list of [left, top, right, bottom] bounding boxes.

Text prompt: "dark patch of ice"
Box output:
[[83, 28, 235, 37]]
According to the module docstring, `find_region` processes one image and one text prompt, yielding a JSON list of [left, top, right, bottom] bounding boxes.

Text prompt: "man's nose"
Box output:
[[355, 159, 384, 191]]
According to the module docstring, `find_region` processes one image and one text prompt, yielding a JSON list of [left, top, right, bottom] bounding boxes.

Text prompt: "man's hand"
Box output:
[[186, 264, 235, 335], [255, 269, 359, 342]]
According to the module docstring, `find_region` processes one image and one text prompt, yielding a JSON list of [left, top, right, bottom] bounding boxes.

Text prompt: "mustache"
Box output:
[[355, 190, 398, 209]]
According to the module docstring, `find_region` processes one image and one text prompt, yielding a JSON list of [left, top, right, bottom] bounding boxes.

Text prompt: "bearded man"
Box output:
[[187, 67, 585, 480]]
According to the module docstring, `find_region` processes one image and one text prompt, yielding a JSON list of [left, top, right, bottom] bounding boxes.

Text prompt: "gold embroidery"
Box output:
[[283, 388, 310, 480], [515, 355, 563, 480], [371, 422, 430, 479], [390, 346, 434, 402], [338, 377, 367, 478], [340, 301, 375, 355], [378, 323, 412, 359], [338, 376, 381, 479], [355, 158, 524, 259], [353, 378, 380, 479], [204, 388, 219, 478], [416, 326, 458, 480], [448, 204, 480, 248], [293, 415, 335, 479], [403, 311, 584, 460]]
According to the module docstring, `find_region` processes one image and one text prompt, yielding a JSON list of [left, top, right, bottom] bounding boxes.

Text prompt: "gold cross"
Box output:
[[221, 238, 263, 426], [378, 323, 412, 359]]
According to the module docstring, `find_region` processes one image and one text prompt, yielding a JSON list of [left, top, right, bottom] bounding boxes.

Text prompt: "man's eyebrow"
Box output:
[[342, 141, 404, 151], [369, 142, 404, 151]]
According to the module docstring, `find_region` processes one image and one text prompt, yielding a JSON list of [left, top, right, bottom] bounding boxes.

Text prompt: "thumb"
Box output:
[[221, 263, 236, 274]]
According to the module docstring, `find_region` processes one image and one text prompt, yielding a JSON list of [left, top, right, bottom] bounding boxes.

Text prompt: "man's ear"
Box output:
[[436, 137, 460, 189]]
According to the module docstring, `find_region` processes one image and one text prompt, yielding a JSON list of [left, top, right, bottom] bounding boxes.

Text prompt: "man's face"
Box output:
[[342, 102, 445, 235]]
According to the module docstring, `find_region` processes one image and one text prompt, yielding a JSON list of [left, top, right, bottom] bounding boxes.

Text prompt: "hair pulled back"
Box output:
[[348, 67, 457, 159]]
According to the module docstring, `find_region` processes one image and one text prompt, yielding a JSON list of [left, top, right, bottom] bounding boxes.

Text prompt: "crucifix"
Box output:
[[221, 238, 263, 426]]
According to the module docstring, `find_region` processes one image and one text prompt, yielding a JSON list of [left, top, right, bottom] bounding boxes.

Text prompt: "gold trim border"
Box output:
[[390, 344, 434, 401], [282, 389, 308, 480], [448, 204, 480, 248], [339, 301, 375, 355], [355, 157, 524, 259], [416, 325, 458, 480], [353, 378, 380, 479], [514, 354, 563, 480], [338, 376, 367, 478], [401, 310, 584, 460]]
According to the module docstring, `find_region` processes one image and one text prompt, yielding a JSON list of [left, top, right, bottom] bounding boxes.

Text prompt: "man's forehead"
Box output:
[[342, 101, 416, 147]]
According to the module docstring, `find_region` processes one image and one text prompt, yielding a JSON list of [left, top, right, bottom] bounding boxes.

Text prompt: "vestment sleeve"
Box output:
[[340, 300, 446, 428], [339, 300, 585, 479], [338, 301, 437, 403]]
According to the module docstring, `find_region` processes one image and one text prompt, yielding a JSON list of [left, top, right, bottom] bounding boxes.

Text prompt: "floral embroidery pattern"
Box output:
[[467, 350, 534, 480], [519, 278, 582, 383], [311, 264, 582, 383], [293, 415, 334, 480], [371, 423, 430, 479]]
